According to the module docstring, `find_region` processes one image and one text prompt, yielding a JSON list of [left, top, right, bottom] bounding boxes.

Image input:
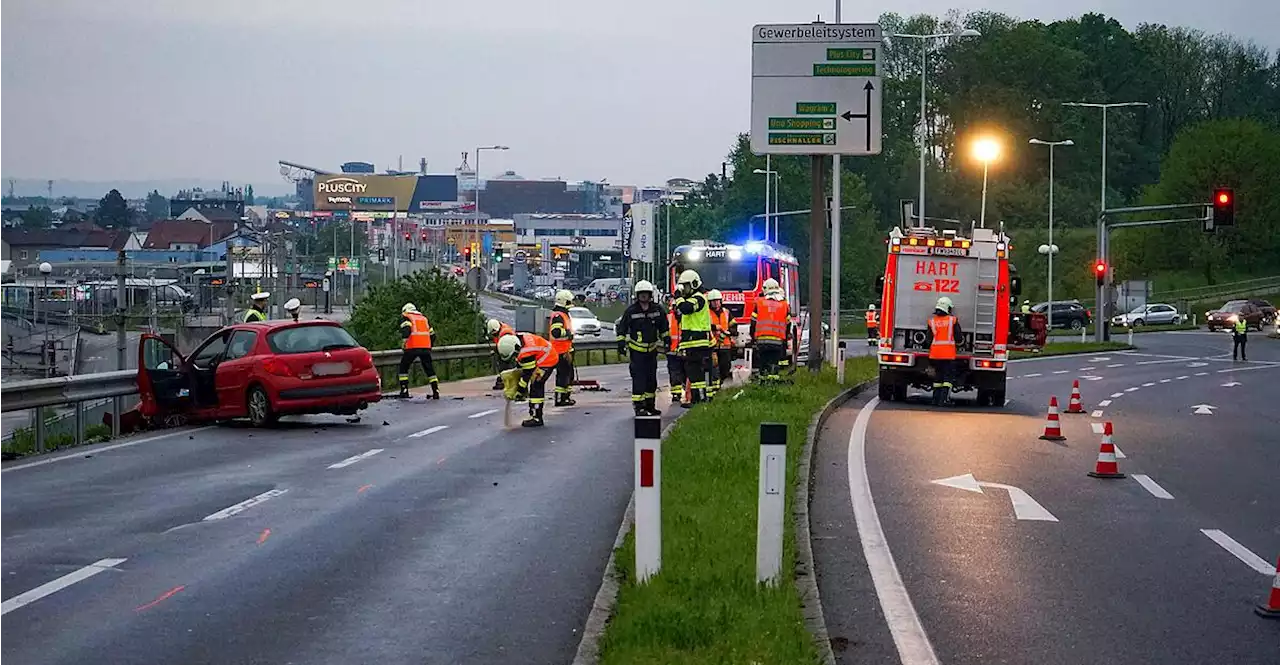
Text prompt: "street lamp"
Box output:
[[38, 262, 52, 375], [752, 167, 780, 241], [972, 137, 1001, 229], [1029, 138, 1074, 330], [891, 28, 981, 227], [474, 145, 510, 279]]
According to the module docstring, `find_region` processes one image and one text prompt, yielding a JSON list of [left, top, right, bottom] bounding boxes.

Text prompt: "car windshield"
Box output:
[[1128, 306, 1147, 315], [1220, 302, 1246, 313], [677, 260, 759, 291], [267, 324, 359, 354], [569, 308, 594, 318]]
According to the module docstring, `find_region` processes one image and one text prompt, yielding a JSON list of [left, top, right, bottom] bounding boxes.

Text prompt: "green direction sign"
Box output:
[[769, 117, 836, 130], [814, 63, 876, 76], [796, 102, 836, 115], [827, 47, 876, 61], [768, 133, 837, 146]]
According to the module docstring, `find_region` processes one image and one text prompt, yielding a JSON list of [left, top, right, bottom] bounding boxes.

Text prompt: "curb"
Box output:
[[795, 379, 873, 665]]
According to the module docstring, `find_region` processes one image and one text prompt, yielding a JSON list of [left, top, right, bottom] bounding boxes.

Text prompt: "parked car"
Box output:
[[1111, 303, 1183, 328], [137, 320, 381, 427], [533, 286, 555, 300], [1031, 300, 1091, 330], [496, 280, 515, 294], [568, 307, 602, 336], [1206, 299, 1269, 332]]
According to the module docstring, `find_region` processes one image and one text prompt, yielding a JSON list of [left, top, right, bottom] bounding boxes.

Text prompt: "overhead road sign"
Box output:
[[750, 23, 883, 156]]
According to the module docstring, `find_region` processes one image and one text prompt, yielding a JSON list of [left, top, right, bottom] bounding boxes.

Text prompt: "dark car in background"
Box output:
[[1031, 300, 1091, 330], [1206, 299, 1273, 331]]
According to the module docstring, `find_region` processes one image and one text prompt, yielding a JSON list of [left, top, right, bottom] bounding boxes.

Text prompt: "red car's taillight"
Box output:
[[262, 358, 295, 377], [353, 352, 374, 371]]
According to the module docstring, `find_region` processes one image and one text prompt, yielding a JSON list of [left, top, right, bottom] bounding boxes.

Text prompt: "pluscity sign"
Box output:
[[317, 177, 368, 194]]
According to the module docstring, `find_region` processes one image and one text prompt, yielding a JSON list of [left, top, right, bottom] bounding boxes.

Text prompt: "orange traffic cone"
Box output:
[[1066, 380, 1086, 414], [1087, 421, 1126, 478], [1038, 396, 1066, 441], [1256, 555, 1280, 619]]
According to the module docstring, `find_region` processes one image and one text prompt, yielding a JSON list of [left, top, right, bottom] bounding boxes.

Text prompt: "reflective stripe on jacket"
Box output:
[[752, 298, 789, 342], [865, 310, 878, 329], [548, 309, 573, 354], [517, 332, 560, 369], [403, 311, 433, 349], [928, 314, 957, 360]]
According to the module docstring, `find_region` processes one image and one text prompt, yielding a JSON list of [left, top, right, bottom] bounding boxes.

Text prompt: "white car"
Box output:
[[1111, 303, 1183, 327], [568, 307, 602, 336]]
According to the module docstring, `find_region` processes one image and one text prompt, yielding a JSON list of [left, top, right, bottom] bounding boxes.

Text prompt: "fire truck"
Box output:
[[667, 240, 800, 349], [875, 225, 1046, 406]]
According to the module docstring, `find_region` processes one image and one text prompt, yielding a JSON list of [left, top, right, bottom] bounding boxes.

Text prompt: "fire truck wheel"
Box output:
[[892, 384, 908, 401], [878, 382, 893, 401]]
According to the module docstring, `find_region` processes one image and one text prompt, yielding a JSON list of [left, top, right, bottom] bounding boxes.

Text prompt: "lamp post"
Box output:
[[752, 167, 780, 241], [891, 28, 981, 227], [39, 262, 53, 376], [1029, 138, 1074, 330], [972, 137, 1001, 229], [474, 145, 509, 283]]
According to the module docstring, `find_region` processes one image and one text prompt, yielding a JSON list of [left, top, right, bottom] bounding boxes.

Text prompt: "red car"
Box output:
[[138, 320, 381, 427]]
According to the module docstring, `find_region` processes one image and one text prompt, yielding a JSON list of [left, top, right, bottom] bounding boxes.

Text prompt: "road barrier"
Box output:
[[1, 339, 619, 456], [756, 422, 787, 586], [633, 416, 662, 584]]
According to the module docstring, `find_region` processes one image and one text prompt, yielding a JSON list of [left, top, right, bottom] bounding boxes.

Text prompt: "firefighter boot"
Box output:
[[397, 374, 410, 399], [430, 379, 440, 400], [931, 385, 944, 406], [492, 376, 505, 390], [644, 397, 662, 416], [633, 400, 647, 416], [522, 403, 544, 428]]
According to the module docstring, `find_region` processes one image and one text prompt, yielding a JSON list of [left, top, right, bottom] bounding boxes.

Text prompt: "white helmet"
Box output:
[[555, 289, 575, 307], [868, 303, 876, 311], [486, 318, 504, 336], [762, 278, 780, 293], [497, 333, 522, 360], [706, 289, 723, 302], [633, 280, 655, 296], [251, 291, 270, 301], [402, 303, 418, 314], [284, 298, 301, 312], [935, 297, 953, 313], [677, 269, 701, 290], [768, 289, 786, 301]]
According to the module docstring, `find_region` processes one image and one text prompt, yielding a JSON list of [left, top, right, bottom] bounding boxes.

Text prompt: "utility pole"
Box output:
[[225, 237, 236, 324], [807, 156, 826, 370], [113, 250, 127, 437], [830, 0, 843, 367]]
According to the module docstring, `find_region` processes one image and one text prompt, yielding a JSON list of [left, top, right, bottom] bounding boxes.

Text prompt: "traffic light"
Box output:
[[1093, 259, 1107, 286], [493, 247, 504, 263], [403, 232, 411, 241], [377, 247, 386, 262], [1212, 187, 1234, 227], [462, 246, 471, 263], [420, 231, 428, 242], [409, 247, 418, 261]]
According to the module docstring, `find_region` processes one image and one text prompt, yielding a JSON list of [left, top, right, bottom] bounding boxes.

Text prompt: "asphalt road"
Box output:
[[812, 330, 1280, 665], [1, 362, 671, 665]]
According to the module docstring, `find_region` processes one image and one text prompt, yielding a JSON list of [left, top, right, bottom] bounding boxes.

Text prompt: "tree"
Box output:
[[94, 189, 132, 228], [144, 190, 169, 220], [345, 268, 484, 351], [20, 206, 54, 229]]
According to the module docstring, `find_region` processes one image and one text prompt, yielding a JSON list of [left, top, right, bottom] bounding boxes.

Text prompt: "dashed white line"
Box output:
[[1078, 366, 1096, 371], [1098, 400, 1112, 407], [1200, 529, 1277, 575], [1, 558, 128, 615], [1124, 387, 1140, 392], [1141, 382, 1156, 387], [1159, 378, 1172, 383], [1132, 474, 1174, 500], [1194, 372, 1209, 376], [408, 425, 449, 438], [1110, 392, 1125, 398], [1176, 375, 1190, 380], [1052, 370, 1068, 374], [1106, 363, 1126, 368], [1024, 373, 1043, 378], [327, 449, 384, 469], [203, 489, 288, 521], [1091, 410, 1104, 418], [468, 409, 499, 419]]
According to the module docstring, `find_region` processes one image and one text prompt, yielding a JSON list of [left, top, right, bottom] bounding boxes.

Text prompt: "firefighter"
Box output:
[[398, 303, 440, 399], [1232, 314, 1248, 361], [487, 318, 516, 389], [243, 292, 270, 322], [750, 286, 790, 382], [548, 289, 576, 406], [497, 332, 559, 427], [706, 289, 734, 397], [674, 270, 712, 406], [284, 298, 301, 322], [615, 280, 669, 416], [922, 296, 961, 406], [865, 304, 879, 346], [665, 307, 686, 407]]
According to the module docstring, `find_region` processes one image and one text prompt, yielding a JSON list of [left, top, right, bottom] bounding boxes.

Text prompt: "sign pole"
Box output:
[[830, 0, 842, 367], [756, 422, 787, 585], [808, 155, 826, 370]]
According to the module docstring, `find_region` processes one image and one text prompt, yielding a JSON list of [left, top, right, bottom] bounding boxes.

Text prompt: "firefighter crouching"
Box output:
[[616, 280, 669, 416], [244, 291, 270, 322], [750, 284, 790, 382], [487, 318, 515, 390], [865, 304, 879, 346], [666, 308, 686, 407], [923, 296, 961, 406], [549, 290, 577, 407], [398, 303, 440, 399], [497, 332, 559, 427], [707, 289, 734, 397], [674, 270, 712, 406]]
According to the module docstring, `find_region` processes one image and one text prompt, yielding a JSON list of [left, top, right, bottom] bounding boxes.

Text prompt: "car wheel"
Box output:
[[1069, 319, 1083, 331], [247, 386, 277, 427], [1132, 319, 1144, 328]]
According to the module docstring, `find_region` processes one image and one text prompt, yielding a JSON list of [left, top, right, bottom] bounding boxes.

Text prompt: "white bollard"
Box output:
[[1127, 327, 1134, 346], [756, 422, 787, 585], [634, 416, 662, 583], [1080, 326, 1086, 343], [836, 341, 846, 385]]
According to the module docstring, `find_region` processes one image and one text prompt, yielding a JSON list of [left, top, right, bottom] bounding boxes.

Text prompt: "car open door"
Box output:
[[137, 333, 192, 422]]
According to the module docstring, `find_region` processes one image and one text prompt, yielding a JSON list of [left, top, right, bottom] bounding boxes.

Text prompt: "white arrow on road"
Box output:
[[931, 473, 1058, 522], [1191, 404, 1217, 415], [1221, 381, 1242, 387]]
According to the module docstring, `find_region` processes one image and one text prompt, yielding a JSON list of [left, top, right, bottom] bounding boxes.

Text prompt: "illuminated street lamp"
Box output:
[[972, 137, 1001, 228]]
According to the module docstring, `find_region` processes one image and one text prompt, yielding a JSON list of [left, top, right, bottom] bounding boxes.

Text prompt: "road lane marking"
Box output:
[[1024, 373, 1042, 378], [1106, 363, 1125, 368], [1142, 382, 1156, 387], [203, 489, 288, 521], [327, 449, 384, 469], [1159, 378, 1171, 383], [931, 474, 1058, 521], [1194, 372, 1209, 376], [1098, 400, 1112, 407], [1200, 529, 1276, 575], [1136, 358, 1193, 366], [1132, 474, 1174, 499], [1091, 422, 1105, 434], [1079, 366, 1096, 371], [1221, 381, 1242, 387], [468, 409, 499, 419], [408, 425, 449, 438], [1124, 387, 1140, 392], [848, 398, 940, 664], [1176, 375, 1190, 380], [1110, 392, 1124, 398], [135, 585, 185, 612], [1091, 410, 1104, 418], [1052, 370, 1068, 374], [2, 427, 216, 474], [1089, 357, 1111, 362], [1187, 362, 1208, 367], [1, 558, 128, 615]]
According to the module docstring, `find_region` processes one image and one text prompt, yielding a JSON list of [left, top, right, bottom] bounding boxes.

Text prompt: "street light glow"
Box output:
[[973, 137, 1001, 164]]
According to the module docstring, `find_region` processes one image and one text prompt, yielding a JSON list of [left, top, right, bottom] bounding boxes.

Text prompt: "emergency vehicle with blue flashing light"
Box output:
[[874, 225, 1046, 406], [667, 240, 800, 350]]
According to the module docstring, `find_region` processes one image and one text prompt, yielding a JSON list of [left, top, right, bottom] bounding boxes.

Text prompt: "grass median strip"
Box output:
[[1011, 340, 1133, 360], [600, 356, 877, 665]]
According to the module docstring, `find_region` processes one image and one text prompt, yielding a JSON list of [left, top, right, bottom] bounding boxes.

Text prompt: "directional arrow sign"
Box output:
[[931, 473, 1058, 522], [1221, 381, 1242, 387], [1191, 404, 1217, 415]]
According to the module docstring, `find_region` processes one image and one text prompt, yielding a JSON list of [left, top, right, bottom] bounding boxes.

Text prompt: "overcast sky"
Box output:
[[2, 0, 1274, 192]]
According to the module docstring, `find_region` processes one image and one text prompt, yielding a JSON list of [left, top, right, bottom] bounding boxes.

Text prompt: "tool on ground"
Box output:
[[1038, 396, 1066, 441], [571, 354, 608, 391], [1256, 555, 1280, 619], [1066, 379, 1085, 414], [1087, 421, 1126, 478]]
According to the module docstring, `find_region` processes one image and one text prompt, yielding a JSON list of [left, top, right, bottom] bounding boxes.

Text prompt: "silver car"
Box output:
[[1111, 303, 1183, 327]]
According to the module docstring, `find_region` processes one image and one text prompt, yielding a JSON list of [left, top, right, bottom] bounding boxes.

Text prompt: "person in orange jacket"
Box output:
[[706, 289, 734, 397], [497, 332, 559, 427], [398, 303, 439, 399], [922, 296, 961, 406]]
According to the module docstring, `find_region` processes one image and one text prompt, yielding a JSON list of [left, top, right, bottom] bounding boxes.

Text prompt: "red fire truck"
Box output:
[[667, 240, 800, 349], [875, 225, 1046, 406]]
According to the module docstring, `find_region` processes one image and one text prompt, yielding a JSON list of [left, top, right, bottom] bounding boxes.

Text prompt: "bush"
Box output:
[[346, 268, 485, 351]]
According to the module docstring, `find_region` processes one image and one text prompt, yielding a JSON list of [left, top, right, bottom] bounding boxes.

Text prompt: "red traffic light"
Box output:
[[403, 232, 411, 240], [1217, 191, 1230, 205], [1093, 260, 1106, 275]]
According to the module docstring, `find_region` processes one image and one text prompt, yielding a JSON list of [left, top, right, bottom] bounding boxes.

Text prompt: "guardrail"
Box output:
[[0, 338, 620, 457]]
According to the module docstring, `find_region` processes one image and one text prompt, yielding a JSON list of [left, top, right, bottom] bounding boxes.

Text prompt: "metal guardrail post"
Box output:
[[74, 401, 85, 446], [35, 406, 46, 454]]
